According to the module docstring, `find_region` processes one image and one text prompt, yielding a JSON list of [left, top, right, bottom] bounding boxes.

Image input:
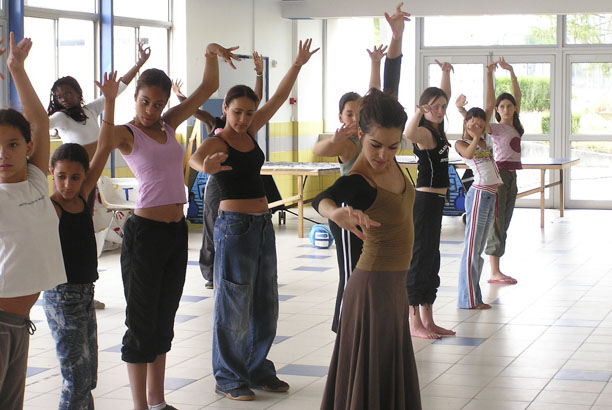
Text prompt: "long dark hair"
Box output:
[[418, 87, 449, 146], [48, 76, 87, 123], [495, 92, 524, 136], [224, 85, 259, 107], [358, 88, 407, 135]]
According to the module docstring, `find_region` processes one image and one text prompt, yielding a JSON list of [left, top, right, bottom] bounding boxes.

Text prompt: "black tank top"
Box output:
[[213, 133, 266, 200], [51, 196, 99, 284], [413, 127, 451, 188]]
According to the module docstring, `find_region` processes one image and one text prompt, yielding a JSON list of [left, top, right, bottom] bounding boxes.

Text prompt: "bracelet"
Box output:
[[511, 77, 518, 82], [256, 73, 263, 77], [101, 118, 114, 126]]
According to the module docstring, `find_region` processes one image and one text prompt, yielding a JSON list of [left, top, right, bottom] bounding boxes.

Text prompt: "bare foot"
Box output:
[[410, 323, 442, 339], [473, 303, 492, 310], [425, 323, 456, 336]]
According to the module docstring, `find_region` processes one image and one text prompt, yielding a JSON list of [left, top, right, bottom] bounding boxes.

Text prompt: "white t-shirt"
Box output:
[[0, 164, 66, 297], [462, 135, 503, 189], [49, 81, 128, 145]]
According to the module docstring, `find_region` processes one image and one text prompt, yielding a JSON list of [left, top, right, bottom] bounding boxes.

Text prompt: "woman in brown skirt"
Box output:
[[313, 88, 421, 410]]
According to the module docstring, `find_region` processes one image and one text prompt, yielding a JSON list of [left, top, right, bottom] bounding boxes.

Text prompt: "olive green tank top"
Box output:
[[356, 171, 415, 272]]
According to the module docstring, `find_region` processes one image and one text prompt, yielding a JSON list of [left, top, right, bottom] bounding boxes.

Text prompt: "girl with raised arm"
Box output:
[[110, 42, 238, 410], [403, 60, 456, 339], [313, 2, 410, 334], [43, 71, 120, 409], [0, 33, 66, 409], [189, 39, 318, 401], [314, 89, 421, 410], [173, 51, 265, 290], [454, 99, 503, 309]]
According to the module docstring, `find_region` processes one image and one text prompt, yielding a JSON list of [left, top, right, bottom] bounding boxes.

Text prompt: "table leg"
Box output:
[[298, 175, 304, 238], [559, 168, 565, 217], [540, 169, 545, 228]]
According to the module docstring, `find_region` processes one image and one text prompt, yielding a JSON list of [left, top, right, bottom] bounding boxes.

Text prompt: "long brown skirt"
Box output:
[[321, 269, 421, 410]]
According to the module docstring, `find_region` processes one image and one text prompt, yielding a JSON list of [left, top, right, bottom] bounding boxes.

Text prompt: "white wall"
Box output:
[[281, 0, 612, 19], [176, 0, 296, 123]]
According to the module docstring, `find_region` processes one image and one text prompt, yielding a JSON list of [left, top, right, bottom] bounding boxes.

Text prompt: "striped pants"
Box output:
[[458, 188, 497, 309]]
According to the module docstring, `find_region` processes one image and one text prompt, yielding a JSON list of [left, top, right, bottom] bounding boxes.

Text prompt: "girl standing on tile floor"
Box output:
[[43, 71, 120, 409], [313, 88, 421, 410], [189, 39, 319, 401], [455, 73, 504, 309], [108, 42, 238, 410], [0, 33, 67, 409]]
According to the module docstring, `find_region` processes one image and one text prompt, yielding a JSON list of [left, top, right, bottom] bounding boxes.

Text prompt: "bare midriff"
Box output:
[[0, 293, 40, 316], [135, 203, 185, 223], [219, 197, 269, 214], [416, 186, 447, 195]]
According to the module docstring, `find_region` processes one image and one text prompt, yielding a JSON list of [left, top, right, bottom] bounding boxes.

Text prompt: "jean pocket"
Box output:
[[215, 278, 251, 332], [224, 219, 252, 238]]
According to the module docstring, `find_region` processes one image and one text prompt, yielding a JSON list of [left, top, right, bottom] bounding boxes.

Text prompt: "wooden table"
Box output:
[[261, 162, 340, 238], [397, 156, 580, 228]]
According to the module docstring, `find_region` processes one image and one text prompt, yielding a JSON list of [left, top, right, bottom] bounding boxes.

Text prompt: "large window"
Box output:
[[566, 14, 612, 45], [114, 0, 169, 22], [25, 0, 96, 13], [423, 15, 557, 47]]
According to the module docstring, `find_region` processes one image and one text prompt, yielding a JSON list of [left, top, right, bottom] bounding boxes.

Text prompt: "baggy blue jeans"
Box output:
[[458, 188, 497, 309], [43, 283, 97, 409], [212, 210, 279, 390]]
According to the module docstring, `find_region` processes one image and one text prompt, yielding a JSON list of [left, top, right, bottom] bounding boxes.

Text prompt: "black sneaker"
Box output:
[[205, 280, 214, 289], [162, 405, 178, 410], [215, 385, 255, 401], [252, 376, 290, 392]]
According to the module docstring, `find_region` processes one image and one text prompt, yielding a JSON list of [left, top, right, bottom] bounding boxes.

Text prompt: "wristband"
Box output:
[[101, 118, 114, 126]]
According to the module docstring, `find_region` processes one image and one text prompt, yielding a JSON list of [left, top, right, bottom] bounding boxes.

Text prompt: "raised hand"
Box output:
[[455, 94, 468, 109], [331, 122, 357, 144], [294, 38, 320, 67], [137, 42, 151, 67], [416, 104, 432, 115], [7, 32, 32, 72], [330, 206, 381, 240], [367, 44, 388, 63], [207, 44, 241, 69], [384, 2, 411, 39], [252, 51, 264, 75], [172, 79, 185, 98], [435, 59, 454, 73], [203, 152, 232, 174], [486, 61, 498, 74], [497, 56, 514, 73], [95, 71, 120, 100]]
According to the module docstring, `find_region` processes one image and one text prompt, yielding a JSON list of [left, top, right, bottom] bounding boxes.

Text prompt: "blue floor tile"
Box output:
[[555, 369, 612, 382], [175, 314, 197, 323], [187, 261, 199, 266], [278, 295, 295, 302], [165, 377, 197, 390], [27, 367, 50, 377], [440, 240, 464, 245], [293, 266, 330, 272], [181, 295, 208, 302], [432, 337, 486, 346], [35, 300, 43, 306], [278, 364, 328, 377], [103, 344, 122, 353], [273, 335, 290, 344], [296, 255, 331, 259]]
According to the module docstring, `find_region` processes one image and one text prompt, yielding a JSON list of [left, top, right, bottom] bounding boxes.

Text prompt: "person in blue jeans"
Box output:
[[189, 40, 318, 401], [43, 72, 120, 409], [454, 102, 503, 309]]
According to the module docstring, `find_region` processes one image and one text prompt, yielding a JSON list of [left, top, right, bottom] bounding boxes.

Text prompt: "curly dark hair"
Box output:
[[48, 76, 88, 123]]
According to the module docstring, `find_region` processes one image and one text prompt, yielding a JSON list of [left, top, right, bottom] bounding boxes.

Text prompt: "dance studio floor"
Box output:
[[23, 207, 612, 409]]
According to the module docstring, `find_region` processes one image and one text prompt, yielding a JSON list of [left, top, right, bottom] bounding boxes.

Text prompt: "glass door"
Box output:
[[566, 54, 612, 208]]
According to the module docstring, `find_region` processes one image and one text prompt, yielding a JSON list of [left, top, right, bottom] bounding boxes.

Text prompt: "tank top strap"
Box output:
[[50, 198, 66, 213]]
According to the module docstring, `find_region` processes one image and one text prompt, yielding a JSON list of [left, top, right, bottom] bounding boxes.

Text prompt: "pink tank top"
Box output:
[[122, 122, 186, 209]]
